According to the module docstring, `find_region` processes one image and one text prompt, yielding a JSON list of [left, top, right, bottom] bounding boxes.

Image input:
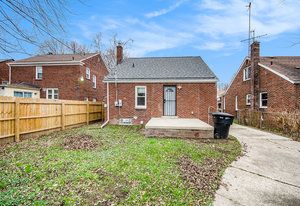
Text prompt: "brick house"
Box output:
[[7, 53, 108, 101], [224, 41, 300, 116], [0, 59, 14, 84], [103, 45, 218, 125]]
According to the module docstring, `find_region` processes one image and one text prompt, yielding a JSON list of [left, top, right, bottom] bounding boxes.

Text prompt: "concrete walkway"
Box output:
[[214, 124, 300, 206]]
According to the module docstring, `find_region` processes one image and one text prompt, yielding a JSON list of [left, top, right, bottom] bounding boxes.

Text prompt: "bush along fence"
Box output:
[[237, 109, 300, 141], [0, 96, 105, 145]]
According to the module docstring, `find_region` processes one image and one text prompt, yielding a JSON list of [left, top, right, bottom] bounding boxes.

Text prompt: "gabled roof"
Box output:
[[0, 82, 40, 90], [259, 56, 300, 84], [8, 53, 99, 66], [104, 56, 218, 83], [225, 55, 300, 95]]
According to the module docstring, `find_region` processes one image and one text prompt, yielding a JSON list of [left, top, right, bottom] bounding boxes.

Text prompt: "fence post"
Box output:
[[86, 101, 90, 125], [61, 102, 65, 130], [14, 99, 20, 142]]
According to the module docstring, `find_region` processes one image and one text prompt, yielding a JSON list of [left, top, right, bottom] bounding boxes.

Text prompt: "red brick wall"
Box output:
[[0, 61, 11, 83], [80, 54, 108, 101], [11, 54, 108, 101], [225, 59, 252, 116], [225, 60, 299, 115], [107, 82, 217, 125]]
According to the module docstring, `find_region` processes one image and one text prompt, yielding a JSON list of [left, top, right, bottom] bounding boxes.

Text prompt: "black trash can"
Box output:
[[211, 112, 234, 139]]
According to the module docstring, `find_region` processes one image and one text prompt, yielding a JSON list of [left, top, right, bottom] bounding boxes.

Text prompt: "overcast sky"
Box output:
[[3, 0, 300, 84]]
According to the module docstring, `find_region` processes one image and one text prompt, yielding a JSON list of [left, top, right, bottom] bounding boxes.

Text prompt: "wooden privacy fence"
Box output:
[[0, 96, 105, 144]]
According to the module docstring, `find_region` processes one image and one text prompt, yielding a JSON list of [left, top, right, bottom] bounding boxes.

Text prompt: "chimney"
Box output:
[[250, 41, 260, 110], [116, 43, 123, 65]]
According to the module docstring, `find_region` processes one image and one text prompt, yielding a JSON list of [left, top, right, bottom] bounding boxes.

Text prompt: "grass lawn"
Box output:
[[0, 124, 241, 206]]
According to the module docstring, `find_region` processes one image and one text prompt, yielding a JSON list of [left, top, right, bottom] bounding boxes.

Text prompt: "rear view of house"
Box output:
[[7, 53, 108, 101], [224, 41, 300, 115], [104, 45, 218, 125]]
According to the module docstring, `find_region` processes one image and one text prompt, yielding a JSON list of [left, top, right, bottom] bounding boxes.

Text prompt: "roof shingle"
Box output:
[[105, 56, 217, 81]]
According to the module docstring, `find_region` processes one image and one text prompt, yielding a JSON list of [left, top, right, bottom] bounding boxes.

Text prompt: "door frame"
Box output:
[[163, 85, 177, 116]]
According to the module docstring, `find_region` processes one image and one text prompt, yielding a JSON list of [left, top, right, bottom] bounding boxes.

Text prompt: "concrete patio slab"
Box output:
[[145, 117, 213, 130], [145, 117, 213, 139]]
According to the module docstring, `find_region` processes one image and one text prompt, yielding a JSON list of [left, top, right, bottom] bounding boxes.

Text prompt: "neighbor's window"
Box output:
[[36, 66, 43, 80], [135, 86, 146, 109], [86, 67, 90, 79], [47, 88, 59, 100], [13, 91, 32, 98], [243, 67, 251, 81], [92, 75, 96, 88], [260, 92, 268, 108], [246, 94, 251, 105]]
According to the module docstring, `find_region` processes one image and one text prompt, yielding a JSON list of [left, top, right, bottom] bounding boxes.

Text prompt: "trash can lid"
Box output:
[[211, 112, 234, 117]]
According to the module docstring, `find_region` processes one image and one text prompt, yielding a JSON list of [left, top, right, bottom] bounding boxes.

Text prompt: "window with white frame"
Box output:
[[92, 75, 96, 88], [246, 94, 252, 105], [135, 86, 146, 109], [86, 67, 90, 79], [243, 67, 251, 81], [46, 88, 59, 100], [14, 91, 32, 98], [235, 95, 238, 111], [260, 92, 268, 108], [36, 66, 43, 80]]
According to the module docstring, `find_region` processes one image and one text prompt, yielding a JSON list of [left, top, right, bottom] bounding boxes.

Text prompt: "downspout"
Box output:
[[101, 82, 110, 128], [8, 65, 11, 84]]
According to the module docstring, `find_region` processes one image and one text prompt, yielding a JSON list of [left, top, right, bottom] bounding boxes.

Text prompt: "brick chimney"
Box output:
[[116, 43, 123, 65], [250, 41, 260, 110]]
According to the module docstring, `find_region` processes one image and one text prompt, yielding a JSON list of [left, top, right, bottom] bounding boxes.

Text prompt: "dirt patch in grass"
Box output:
[[63, 135, 99, 150], [179, 156, 224, 197], [94, 168, 129, 205]]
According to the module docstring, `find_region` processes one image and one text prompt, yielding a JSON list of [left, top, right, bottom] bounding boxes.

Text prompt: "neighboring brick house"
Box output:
[[103, 45, 218, 125], [7, 53, 108, 101], [224, 41, 300, 116], [0, 59, 14, 84]]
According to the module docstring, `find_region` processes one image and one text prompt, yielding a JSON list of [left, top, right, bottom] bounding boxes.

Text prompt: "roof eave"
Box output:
[[8, 61, 84, 66], [103, 78, 218, 83]]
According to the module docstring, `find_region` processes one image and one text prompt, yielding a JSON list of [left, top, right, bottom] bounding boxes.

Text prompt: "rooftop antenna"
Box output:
[[241, 2, 267, 55], [247, 2, 251, 56]]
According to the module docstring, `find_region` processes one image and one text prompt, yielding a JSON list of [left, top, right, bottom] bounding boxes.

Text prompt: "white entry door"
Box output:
[[164, 86, 176, 116]]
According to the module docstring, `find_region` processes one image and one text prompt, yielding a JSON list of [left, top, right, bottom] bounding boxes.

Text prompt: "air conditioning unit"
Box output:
[[114, 99, 122, 107], [119, 118, 133, 125], [1, 81, 8, 85]]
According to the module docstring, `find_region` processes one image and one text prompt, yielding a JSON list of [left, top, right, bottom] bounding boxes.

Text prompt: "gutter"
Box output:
[[103, 78, 218, 83], [101, 82, 110, 128]]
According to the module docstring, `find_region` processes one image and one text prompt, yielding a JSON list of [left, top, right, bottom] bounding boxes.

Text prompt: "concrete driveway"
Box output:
[[213, 124, 300, 206]]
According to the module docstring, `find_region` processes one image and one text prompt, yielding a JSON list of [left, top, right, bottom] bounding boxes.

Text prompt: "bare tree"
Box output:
[[38, 39, 91, 55], [38, 39, 69, 55], [68, 41, 90, 54], [0, 0, 73, 55], [101, 34, 133, 71]]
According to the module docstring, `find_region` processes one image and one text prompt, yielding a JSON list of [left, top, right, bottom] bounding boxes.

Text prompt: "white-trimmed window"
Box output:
[[14, 91, 32, 98], [223, 96, 226, 110], [243, 67, 251, 81], [86, 67, 90, 79], [46, 88, 59, 100], [246, 94, 252, 105], [36, 66, 43, 80], [135, 86, 147, 109], [260, 92, 268, 108], [92, 75, 96, 88], [235, 96, 238, 111]]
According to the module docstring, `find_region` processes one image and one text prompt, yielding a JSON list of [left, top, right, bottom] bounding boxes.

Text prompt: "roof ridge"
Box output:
[[127, 56, 201, 59]]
